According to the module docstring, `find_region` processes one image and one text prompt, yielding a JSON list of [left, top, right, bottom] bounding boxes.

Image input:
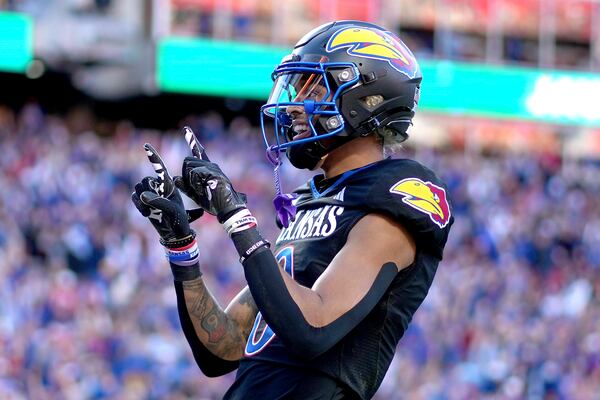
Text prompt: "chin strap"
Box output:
[[266, 146, 297, 228]]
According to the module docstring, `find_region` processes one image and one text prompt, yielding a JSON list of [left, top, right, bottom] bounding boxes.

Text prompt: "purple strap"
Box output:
[[266, 146, 297, 228]]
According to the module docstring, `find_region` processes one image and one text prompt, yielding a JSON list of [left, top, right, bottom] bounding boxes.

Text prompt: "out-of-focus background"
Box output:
[[1, 1, 599, 399]]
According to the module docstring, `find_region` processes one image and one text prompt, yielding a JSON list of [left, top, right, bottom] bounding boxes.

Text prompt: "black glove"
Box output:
[[174, 128, 247, 223], [131, 143, 203, 247]]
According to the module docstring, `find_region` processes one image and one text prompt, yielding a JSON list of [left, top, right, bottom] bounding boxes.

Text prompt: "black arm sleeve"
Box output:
[[173, 281, 239, 377], [232, 227, 398, 360]]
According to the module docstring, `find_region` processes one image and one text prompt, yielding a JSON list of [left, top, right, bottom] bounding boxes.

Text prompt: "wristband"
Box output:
[[231, 227, 270, 263], [165, 240, 200, 267], [165, 239, 201, 281], [223, 209, 257, 236], [161, 231, 196, 249], [239, 239, 270, 263]]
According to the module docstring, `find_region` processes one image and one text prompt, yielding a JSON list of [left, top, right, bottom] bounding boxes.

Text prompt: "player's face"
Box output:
[[287, 76, 329, 141], [269, 73, 327, 143], [290, 73, 329, 103], [263, 64, 335, 147]]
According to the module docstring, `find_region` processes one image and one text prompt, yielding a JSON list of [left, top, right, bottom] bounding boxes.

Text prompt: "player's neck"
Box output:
[[320, 136, 384, 178]]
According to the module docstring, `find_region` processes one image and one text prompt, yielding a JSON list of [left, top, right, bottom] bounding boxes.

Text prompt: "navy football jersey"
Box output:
[[227, 158, 453, 400]]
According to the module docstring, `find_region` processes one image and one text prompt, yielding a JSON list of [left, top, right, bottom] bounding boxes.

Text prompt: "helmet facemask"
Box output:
[[260, 58, 360, 169]]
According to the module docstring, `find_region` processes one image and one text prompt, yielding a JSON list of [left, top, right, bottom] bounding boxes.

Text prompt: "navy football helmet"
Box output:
[[261, 20, 422, 170]]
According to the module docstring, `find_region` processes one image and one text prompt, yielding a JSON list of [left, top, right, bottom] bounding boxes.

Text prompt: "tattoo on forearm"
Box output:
[[237, 290, 256, 308], [182, 278, 246, 358], [197, 298, 228, 343], [235, 289, 258, 337]]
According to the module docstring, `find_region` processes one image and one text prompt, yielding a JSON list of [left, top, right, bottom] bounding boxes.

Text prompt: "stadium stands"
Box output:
[[1, 1, 599, 398], [1, 103, 598, 399]]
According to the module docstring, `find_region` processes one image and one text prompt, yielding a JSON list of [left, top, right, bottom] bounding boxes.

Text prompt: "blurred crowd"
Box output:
[[167, 0, 598, 70], [1, 103, 599, 399], [2, 0, 597, 71]]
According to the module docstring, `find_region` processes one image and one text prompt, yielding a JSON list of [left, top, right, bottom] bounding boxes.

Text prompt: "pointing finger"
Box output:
[[183, 126, 210, 161], [144, 143, 174, 197]]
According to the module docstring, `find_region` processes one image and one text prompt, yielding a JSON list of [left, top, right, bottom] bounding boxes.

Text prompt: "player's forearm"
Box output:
[[180, 277, 246, 361], [275, 268, 326, 326], [236, 245, 338, 359], [173, 279, 239, 377]]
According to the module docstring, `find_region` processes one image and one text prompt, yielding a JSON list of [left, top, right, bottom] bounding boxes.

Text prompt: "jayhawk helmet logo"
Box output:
[[326, 27, 420, 79], [390, 178, 451, 228]]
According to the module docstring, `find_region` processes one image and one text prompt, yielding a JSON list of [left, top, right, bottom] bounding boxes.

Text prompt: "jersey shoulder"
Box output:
[[289, 158, 453, 237], [356, 159, 453, 257], [364, 158, 452, 228]]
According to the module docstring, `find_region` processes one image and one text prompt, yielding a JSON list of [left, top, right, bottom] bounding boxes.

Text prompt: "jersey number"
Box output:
[[244, 246, 294, 356]]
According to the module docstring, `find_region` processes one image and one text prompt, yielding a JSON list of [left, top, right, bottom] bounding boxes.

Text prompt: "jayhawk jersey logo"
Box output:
[[390, 178, 451, 228], [326, 27, 420, 79]]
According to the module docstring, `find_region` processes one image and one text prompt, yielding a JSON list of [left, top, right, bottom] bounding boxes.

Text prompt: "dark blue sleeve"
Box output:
[[232, 228, 398, 360]]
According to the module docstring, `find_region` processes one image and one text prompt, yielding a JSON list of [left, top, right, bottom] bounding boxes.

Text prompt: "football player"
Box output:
[[132, 20, 453, 399]]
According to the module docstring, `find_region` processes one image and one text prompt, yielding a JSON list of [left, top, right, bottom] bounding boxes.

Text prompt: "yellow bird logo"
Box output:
[[326, 27, 419, 78], [390, 178, 451, 228]]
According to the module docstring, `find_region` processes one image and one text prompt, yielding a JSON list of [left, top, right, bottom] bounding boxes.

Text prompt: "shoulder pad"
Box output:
[[368, 159, 451, 229], [364, 160, 453, 258]]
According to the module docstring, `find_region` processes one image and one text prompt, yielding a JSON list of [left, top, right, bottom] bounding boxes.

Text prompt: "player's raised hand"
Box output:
[[131, 143, 203, 246], [174, 126, 212, 205], [174, 127, 246, 223], [184, 126, 210, 161]]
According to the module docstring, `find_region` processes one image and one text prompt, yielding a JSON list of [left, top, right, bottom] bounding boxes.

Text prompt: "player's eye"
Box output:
[[308, 88, 326, 100]]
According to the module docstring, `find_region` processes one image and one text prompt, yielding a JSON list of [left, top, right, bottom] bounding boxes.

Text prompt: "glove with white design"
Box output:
[[131, 143, 204, 281], [175, 128, 246, 223], [174, 127, 254, 235], [131, 143, 203, 245], [176, 157, 247, 222]]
